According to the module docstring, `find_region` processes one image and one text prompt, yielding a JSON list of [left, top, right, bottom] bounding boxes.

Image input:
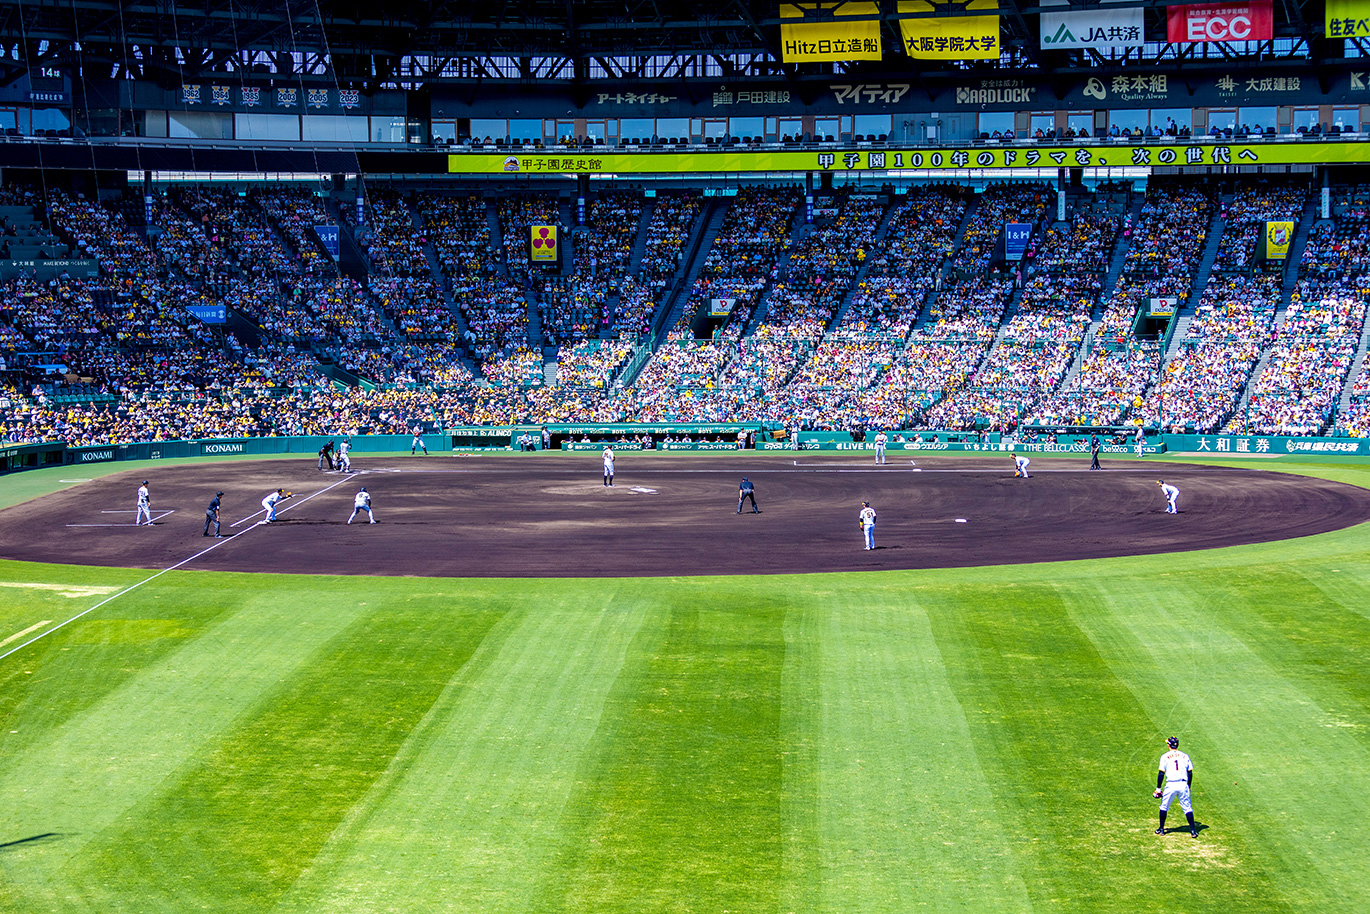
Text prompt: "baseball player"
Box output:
[[1154, 736, 1199, 837], [859, 501, 877, 550], [1135, 426, 1145, 458], [336, 437, 352, 473], [737, 477, 759, 514], [874, 430, 888, 465], [347, 487, 376, 524], [1089, 433, 1102, 471], [1012, 452, 1030, 478], [411, 425, 427, 455], [602, 446, 615, 487], [261, 488, 292, 523], [204, 491, 223, 537], [1157, 480, 1179, 514], [135, 480, 152, 526]]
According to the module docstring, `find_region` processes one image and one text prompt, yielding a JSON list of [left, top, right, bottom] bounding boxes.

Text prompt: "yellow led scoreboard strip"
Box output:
[[450, 141, 1370, 174]]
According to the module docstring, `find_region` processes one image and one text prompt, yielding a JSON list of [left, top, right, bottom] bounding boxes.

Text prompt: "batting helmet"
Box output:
[[1167, 736, 1179, 749]]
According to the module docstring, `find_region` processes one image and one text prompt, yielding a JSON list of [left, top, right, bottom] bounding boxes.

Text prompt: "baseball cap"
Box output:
[[142, 480, 149, 485], [1167, 736, 1179, 749], [216, 491, 224, 496]]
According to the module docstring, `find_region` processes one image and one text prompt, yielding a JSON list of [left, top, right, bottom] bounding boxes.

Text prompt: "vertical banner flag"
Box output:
[[1039, 0, 1144, 51], [1166, 1, 1273, 43], [529, 225, 559, 264], [314, 225, 341, 260], [899, 0, 1000, 60], [1261, 221, 1294, 260], [780, 3, 883, 62], [1003, 222, 1032, 261], [1327, 0, 1370, 38]]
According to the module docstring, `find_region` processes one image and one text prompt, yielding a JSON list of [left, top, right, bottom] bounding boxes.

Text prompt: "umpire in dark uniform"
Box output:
[[1089, 433, 1102, 471], [204, 491, 224, 537], [737, 477, 759, 514]]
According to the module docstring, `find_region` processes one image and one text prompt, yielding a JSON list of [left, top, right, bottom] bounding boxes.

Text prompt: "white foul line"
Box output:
[[3, 474, 356, 663]]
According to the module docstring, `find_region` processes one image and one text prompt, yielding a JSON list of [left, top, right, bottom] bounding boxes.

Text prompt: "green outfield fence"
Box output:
[[5, 428, 1368, 476]]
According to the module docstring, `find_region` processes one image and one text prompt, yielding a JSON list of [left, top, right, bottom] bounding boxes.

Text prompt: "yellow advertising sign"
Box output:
[[897, 0, 1000, 60], [780, 2, 883, 62], [1326, 0, 1370, 39], [528, 225, 558, 263], [1264, 220, 1294, 259], [453, 141, 1370, 176]]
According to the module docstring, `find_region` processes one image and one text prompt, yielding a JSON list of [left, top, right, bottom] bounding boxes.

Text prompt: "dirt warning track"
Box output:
[[3, 453, 1369, 578]]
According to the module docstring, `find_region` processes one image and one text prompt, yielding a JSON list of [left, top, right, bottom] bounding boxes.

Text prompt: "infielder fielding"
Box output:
[[737, 477, 759, 514], [347, 487, 376, 524], [135, 480, 153, 526], [261, 488, 293, 523], [1012, 453, 1030, 478], [602, 446, 615, 487], [1157, 480, 1179, 514], [859, 501, 877, 550], [1154, 736, 1199, 837]]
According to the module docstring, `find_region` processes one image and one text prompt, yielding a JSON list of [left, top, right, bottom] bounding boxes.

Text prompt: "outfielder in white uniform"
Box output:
[[1157, 480, 1179, 514], [602, 447, 615, 487], [874, 431, 888, 465], [347, 487, 376, 524], [859, 501, 877, 550], [1012, 453, 1030, 478], [1154, 736, 1199, 837], [135, 480, 153, 526]]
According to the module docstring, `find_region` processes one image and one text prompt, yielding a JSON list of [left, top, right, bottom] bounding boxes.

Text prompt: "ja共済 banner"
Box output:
[[1166, 1, 1272, 43], [898, 0, 1000, 60], [780, 2, 883, 62], [1039, 0, 1144, 51]]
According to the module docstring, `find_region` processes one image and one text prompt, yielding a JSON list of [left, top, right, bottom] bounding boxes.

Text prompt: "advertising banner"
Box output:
[[528, 225, 559, 264], [1004, 222, 1032, 261], [710, 298, 738, 318], [313, 224, 340, 259], [1262, 220, 1294, 259], [454, 141, 1370, 175], [898, 0, 1000, 60], [1040, 1, 1144, 51], [1148, 297, 1178, 317], [1166, 1, 1273, 43], [780, 2, 883, 62], [186, 304, 227, 324], [1327, 0, 1370, 38]]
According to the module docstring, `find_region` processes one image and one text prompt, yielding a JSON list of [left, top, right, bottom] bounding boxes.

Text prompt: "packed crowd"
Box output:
[[612, 190, 701, 336], [682, 185, 798, 331]]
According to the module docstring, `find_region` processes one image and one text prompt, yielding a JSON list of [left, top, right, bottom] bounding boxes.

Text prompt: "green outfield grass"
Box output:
[[1, 456, 1368, 913]]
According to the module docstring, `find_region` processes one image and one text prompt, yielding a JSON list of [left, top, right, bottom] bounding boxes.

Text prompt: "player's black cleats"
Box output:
[[1190, 828, 1199, 837], [1155, 827, 1165, 835]]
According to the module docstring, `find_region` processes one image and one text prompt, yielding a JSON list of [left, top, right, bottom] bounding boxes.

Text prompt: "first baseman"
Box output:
[[1012, 452, 1030, 478], [135, 480, 153, 526], [602, 446, 615, 487], [347, 487, 376, 524], [261, 488, 292, 523], [1154, 736, 1199, 837], [1157, 480, 1179, 513]]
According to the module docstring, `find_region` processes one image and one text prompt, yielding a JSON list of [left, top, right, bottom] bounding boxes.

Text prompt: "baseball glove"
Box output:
[[1153, 789, 1163, 798]]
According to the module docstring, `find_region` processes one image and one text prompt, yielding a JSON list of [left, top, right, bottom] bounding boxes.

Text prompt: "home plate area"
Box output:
[[1, 454, 1367, 578]]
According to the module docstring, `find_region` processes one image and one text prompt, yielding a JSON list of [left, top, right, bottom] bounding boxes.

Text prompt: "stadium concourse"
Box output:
[[4, 455, 1370, 577], [4, 177, 1370, 445]]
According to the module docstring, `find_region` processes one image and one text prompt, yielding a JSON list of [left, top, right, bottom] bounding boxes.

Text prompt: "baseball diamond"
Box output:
[[3, 454, 1369, 577]]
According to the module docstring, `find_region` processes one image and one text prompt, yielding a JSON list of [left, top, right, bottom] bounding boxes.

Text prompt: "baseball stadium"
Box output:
[[2, 2, 1370, 912]]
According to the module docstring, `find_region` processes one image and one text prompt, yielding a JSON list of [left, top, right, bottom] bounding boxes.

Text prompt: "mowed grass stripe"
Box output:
[[0, 574, 378, 905], [51, 601, 505, 913], [533, 590, 789, 914], [271, 591, 651, 914], [1081, 573, 1370, 912], [805, 595, 1034, 914], [921, 580, 1273, 914]]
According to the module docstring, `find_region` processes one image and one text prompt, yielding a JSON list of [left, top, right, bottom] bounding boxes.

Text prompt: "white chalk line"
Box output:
[[1, 621, 54, 649], [67, 509, 177, 528], [229, 475, 354, 528], [2, 474, 356, 663]]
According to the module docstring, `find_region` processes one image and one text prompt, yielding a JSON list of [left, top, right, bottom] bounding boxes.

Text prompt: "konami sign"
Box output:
[[1166, 1, 1273, 42]]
